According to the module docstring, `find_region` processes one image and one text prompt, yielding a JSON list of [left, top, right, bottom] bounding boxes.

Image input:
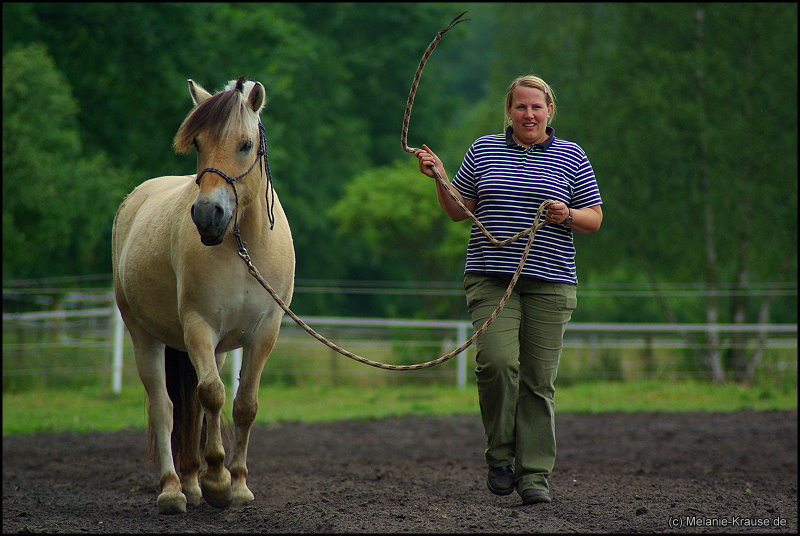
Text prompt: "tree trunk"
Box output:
[[729, 13, 756, 382], [629, 226, 705, 368], [744, 297, 772, 382], [730, 240, 750, 381], [694, 6, 725, 383], [742, 255, 792, 382]]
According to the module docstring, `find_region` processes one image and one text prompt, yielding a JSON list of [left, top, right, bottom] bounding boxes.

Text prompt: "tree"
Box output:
[[329, 157, 469, 318], [456, 3, 797, 381], [4, 4, 795, 351], [603, 4, 797, 381], [2, 4, 482, 287], [3, 42, 130, 279]]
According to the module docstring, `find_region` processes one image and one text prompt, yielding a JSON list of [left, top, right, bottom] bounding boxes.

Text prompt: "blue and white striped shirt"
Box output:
[[452, 126, 602, 285]]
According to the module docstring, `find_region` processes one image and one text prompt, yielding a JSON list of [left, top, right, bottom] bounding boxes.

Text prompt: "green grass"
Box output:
[[2, 379, 796, 436], [556, 379, 798, 412]]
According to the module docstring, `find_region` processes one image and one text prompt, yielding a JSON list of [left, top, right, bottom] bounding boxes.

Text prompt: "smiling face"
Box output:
[[507, 86, 553, 147]]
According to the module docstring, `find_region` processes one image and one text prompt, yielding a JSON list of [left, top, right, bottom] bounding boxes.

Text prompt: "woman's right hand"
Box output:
[[413, 144, 444, 179]]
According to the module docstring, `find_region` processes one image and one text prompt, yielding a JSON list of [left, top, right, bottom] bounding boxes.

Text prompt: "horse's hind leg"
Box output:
[[179, 411, 204, 506], [164, 346, 204, 507], [129, 330, 187, 514], [228, 322, 280, 504]]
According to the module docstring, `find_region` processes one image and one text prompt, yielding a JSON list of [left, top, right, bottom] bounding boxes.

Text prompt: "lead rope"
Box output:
[[239, 11, 553, 371]]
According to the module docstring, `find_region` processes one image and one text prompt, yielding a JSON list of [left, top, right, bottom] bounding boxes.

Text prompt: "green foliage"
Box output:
[[329, 158, 453, 277], [3, 42, 131, 279], [470, 3, 797, 326], [2, 3, 796, 334], [327, 157, 473, 318]]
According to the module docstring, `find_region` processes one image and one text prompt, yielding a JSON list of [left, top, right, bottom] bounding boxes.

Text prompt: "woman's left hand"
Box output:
[[545, 201, 569, 225]]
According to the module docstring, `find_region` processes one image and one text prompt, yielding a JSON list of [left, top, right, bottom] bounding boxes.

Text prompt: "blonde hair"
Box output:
[[504, 75, 556, 127]]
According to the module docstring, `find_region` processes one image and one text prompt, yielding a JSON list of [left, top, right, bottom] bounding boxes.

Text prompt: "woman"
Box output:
[[414, 75, 603, 505]]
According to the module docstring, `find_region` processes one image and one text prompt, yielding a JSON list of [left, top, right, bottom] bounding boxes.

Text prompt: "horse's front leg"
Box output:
[[177, 350, 227, 506], [184, 321, 231, 509], [228, 325, 279, 504]]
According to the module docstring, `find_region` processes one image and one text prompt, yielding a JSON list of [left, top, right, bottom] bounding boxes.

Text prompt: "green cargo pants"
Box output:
[[464, 272, 577, 493]]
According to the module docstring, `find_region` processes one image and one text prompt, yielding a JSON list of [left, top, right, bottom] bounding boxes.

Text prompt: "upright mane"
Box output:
[[173, 79, 261, 155]]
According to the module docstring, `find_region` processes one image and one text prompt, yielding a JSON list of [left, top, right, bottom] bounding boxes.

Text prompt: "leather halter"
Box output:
[[195, 120, 276, 252]]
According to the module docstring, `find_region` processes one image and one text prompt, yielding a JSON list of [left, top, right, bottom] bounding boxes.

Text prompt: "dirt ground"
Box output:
[[2, 410, 797, 534]]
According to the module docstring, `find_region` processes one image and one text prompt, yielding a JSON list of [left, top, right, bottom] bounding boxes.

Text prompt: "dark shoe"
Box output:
[[487, 465, 515, 496], [521, 488, 552, 505]]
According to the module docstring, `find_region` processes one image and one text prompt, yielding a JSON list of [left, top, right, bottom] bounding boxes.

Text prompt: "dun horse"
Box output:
[[112, 77, 294, 514]]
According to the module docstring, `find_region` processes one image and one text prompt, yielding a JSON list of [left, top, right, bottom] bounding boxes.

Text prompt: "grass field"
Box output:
[[3, 379, 796, 436]]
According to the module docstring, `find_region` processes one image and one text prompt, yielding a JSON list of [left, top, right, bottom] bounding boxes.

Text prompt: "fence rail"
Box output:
[[3, 305, 797, 394]]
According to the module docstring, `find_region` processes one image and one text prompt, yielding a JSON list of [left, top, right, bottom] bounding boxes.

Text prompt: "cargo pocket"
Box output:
[[556, 285, 578, 312]]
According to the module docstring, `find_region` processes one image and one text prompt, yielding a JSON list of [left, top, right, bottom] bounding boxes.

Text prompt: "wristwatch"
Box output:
[[561, 209, 573, 227]]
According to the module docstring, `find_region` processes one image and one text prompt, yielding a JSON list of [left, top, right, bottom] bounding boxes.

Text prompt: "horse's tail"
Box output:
[[161, 346, 202, 468]]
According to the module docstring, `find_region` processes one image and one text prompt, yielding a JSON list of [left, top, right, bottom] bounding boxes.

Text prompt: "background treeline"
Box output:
[[3, 3, 797, 339]]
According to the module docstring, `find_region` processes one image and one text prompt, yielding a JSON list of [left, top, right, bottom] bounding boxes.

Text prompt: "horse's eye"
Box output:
[[239, 140, 253, 153]]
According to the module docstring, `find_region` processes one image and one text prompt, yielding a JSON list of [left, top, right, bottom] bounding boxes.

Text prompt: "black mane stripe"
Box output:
[[235, 76, 249, 94]]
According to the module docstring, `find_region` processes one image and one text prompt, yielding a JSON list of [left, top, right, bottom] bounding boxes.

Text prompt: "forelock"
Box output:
[[173, 88, 258, 154]]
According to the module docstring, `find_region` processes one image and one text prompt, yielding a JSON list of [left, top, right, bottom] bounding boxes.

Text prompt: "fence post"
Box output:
[[112, 306, 124, 394], [230, 348, 242, 399], [456, 322, 468, 389]]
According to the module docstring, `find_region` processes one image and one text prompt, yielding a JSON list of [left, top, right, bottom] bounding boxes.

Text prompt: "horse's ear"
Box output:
[[247, 82, 266, 114], [188, 79, 213, 106]]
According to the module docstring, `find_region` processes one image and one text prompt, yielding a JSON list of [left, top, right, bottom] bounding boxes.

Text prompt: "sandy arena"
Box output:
[[3, 410, 796, 533]]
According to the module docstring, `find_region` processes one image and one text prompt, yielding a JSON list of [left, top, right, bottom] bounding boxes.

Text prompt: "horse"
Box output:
[[112, 77, 295, 514]]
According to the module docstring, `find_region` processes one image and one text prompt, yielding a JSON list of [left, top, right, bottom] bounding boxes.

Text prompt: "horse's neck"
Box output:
[[237, 175, 272, 235]]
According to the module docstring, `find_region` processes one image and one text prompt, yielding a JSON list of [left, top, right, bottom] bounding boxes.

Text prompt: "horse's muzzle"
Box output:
[[191, 199, 232, 246]]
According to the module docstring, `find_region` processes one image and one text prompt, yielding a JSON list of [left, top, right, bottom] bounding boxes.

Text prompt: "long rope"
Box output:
[[239, 11, 553, 371], [402, 12, 554, 247]]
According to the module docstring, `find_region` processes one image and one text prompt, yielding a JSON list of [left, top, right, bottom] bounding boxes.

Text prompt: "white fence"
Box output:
[[4, 304, 797, 394]]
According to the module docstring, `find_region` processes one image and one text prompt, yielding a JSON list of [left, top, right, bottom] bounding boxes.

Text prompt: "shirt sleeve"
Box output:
[[451, 143, 479, 200], [570, 152, 603, 209]]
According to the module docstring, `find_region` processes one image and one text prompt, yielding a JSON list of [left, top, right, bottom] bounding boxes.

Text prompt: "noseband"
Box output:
[[195, 120, 276, 252]]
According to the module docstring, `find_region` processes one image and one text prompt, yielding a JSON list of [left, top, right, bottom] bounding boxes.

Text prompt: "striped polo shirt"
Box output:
[[451, 126, 602, 285]]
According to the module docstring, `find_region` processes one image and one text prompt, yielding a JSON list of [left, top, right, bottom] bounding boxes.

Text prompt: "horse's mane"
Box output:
[[173, 79, 260, 155]]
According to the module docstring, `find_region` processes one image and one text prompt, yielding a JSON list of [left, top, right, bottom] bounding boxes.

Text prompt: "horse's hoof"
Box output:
[[185, 487, 203, 506], [181, 477, 202, 505], [231, 484, 255, 505], [200, 469, 232, 509], [201, 485, 232, 509], [157, 491, 187, 515]]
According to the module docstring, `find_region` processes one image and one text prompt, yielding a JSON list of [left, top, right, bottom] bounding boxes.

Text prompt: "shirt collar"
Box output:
[[505, 125, 555, 151]]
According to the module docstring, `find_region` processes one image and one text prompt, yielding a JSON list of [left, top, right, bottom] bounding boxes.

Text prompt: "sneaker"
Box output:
[[487, 465, 515, 496], [520, 488, 552, 505]]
